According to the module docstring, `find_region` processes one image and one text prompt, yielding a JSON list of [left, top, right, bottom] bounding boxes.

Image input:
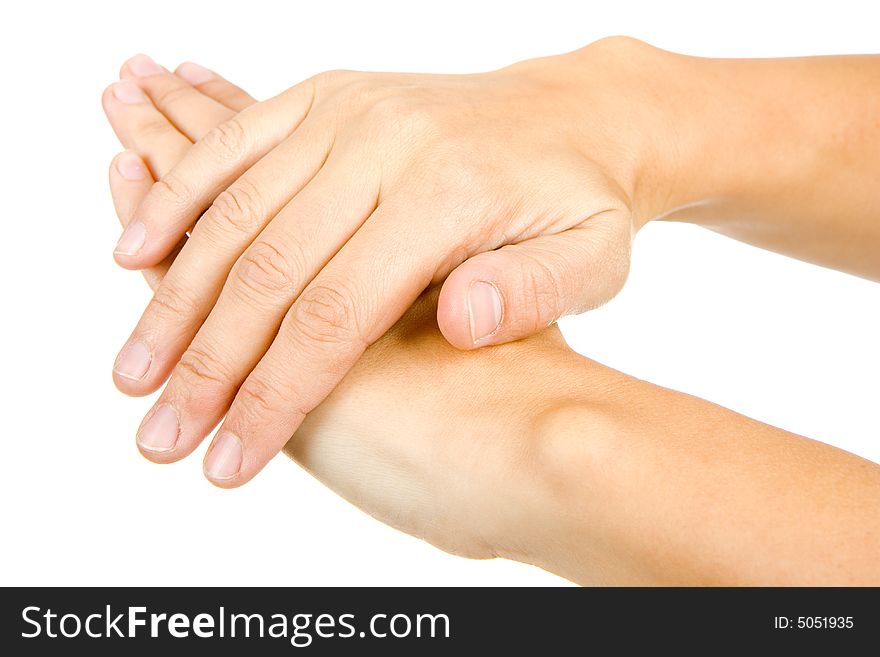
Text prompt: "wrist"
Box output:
[[437, 333, 597, 563], [486, 350, 639, 582], [516, 37, 693, 229], [627, 50, 874, 231]]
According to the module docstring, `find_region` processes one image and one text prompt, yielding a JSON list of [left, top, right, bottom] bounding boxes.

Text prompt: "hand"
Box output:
[[110, 38, 671, 487]]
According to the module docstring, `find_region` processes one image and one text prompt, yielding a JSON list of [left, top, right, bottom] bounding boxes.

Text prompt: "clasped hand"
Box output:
[[107, 40, 657, 486]]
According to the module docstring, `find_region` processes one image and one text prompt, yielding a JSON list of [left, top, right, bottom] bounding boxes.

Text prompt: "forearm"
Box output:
[[531, 38, 880, 278], [644, 44, 880, 279], [519, 360, 880, 585]]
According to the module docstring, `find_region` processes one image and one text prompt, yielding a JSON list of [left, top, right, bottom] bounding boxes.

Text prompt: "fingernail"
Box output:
[[112, 80, 147, 104], [114, 340, 151, 381], [116, 153, 147, 181], [127, 54, 164, 77], [137, 405, 179, 453], [204, 432, 242, 481], [114, 221, 146, 256], [176, 62, 214, 85], [468, 281, 503, 344]]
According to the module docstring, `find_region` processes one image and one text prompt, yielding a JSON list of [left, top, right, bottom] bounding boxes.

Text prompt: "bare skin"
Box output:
[[104, 53, 880, 584], [105, 39, 880, 489]]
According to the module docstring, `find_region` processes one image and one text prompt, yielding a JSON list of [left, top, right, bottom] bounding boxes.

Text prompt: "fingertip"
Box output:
[[135, 403, 183, 463], [112, 370, 159, 397], [440, 251, 513, 349], [113, 248, 171, 271], [111, 150, 150, 182], [112, 252, 138, 269], [119, 54, 145, 79], [119, 54, 146, 80], [203, 430, 244, 488], [104, 79, 148, 106], [101, 82, 116, 111], [204, 475, 242, 490], [137, 441, 181, 465], [112, 338, 167, 396], [136, 430, 191, 463], [109, 149, 128, 171], [112, 351, 167, 396], [175, 61, 216, 86], [113, 223, 148, 267], [468, 280, 504, 346], [437, 270, 481, 350], [121, 53, 164, 79], [113, 217, 176, 270]]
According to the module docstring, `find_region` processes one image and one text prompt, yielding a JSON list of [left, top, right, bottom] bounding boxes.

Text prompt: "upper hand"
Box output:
[[109, 38, 666, 487]]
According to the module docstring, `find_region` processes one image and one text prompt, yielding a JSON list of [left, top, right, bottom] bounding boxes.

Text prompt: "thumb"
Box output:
[[437, 214, 632, 349]]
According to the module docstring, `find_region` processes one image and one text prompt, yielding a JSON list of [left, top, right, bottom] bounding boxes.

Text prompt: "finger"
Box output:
[[132, 148, 379, 460], [114, 78, 321, 270], [436, 213, 632, 349], [204, 202, 441, 486], [101, 79, 190, 179], [109, 152, 153, 228], [120, 54, 237, 141], [109, 151, 169, 289], [175, 61, 257, 112], [111, 111, 337, 396]]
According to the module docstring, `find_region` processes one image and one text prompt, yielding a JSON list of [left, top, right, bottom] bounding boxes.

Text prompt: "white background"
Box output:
[[1, 0, 877, 586]]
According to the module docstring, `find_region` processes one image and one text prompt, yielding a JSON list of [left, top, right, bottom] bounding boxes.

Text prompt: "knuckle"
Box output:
[[176, 344, 232, 388], [312, 69, 341, 87], [428, 151, 483, 197], [399, 103, 439, 134], [291, 284, 361, 346], [311, 69, 355, 91], [588, 35, 647, 57], [152, 173, 193, 207], [518, 250, 564, 329], [235, 238, 303, 298], [149, 278, 200, 320], [236, 374, 288, 418], [365, 93, 404, 117], [338, 77, 381, 108], [150, 83, 193, 109], [205, 180, 265, 235], [202, 117, 246, 162], [134, 118, 175, 141]]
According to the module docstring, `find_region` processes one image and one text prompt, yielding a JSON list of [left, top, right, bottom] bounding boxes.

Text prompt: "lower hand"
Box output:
[[103, 57, 256, 290]]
